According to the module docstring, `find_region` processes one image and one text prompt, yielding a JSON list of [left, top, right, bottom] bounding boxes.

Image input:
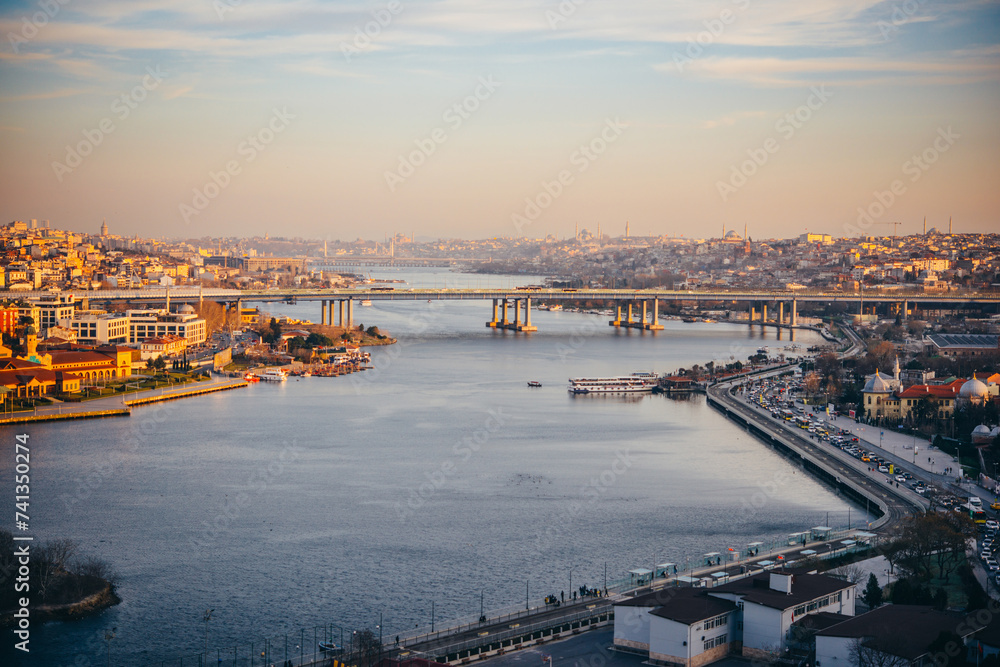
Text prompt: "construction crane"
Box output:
[[872, 221, 902, 239]]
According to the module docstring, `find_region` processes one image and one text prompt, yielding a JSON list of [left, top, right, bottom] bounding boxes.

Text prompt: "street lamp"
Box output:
[[104, 627, 116, 667], [203, 608, 214, 657]]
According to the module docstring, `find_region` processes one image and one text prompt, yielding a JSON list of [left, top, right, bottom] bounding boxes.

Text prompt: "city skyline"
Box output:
[[1, 0, 998, 241]]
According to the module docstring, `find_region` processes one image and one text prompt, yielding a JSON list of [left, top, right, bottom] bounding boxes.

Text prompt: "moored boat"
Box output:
[[258, 369, 287, 382], [527, 381, 542, 388]]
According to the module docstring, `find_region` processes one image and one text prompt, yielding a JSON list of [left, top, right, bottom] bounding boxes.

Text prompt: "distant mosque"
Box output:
[[721, 223, 749, 243]]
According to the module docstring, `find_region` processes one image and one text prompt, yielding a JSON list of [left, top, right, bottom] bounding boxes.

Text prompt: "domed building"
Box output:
[[972, 424, 994, 445], [861, 359, 902, 420], [958, 377, 990, 406]]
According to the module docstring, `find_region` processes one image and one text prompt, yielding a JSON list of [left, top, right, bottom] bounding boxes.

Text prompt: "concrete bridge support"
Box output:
[[321, 300, 328, 326], [486, 298, 536, 331], [328, 300, 334, 327], [791, 299, 798, 327], [761, 303, 768, 324], [608, 299, 663, 330], [778, 302, 785, 325]]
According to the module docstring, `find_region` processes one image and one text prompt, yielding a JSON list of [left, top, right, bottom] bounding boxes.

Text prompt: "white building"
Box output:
[[60, 311, 130, 345], [126, 305, 207, 346], [708, 571, 855, 659], [614, 570, 855, 665], [32, 294, 76, 329]]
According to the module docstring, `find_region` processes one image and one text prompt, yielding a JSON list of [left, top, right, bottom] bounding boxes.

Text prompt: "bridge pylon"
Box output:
[[609, 298, 663, 330], [486, 297, 536, 331]]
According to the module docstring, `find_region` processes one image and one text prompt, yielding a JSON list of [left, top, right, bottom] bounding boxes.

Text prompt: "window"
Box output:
[[794, 605, 806, 616], [705, 615, 728, 629], [703, 635, 726, 651]]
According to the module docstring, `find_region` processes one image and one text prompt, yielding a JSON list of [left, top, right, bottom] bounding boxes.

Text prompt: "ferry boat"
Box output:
[[258, 369, 288, 382], [568, 373, 657, 394]]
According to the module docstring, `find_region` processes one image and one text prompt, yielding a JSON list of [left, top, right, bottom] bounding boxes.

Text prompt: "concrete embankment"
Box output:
[[0, 379, 248, 425], [706, 379, 926, 533]]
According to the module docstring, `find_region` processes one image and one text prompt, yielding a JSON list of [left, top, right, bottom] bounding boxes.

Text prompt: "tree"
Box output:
[[354, 628, 380, 667], [863, 573, 883, 608], [849, 636, 912, 667], [831, 563, 867, 585]]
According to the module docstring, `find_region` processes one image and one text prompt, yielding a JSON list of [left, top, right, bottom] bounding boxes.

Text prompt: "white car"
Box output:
[[986, 520, 999, 531]]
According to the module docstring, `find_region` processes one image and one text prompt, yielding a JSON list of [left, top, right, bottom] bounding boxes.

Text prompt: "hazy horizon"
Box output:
[[2, 0, 998, 242]]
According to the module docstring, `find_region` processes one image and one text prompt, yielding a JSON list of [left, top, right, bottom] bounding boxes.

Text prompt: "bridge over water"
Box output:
[[42, 287, 1000, 333]]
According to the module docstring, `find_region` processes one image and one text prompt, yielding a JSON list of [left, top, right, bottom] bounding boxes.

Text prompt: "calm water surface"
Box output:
[[2, 270, 857, 666]]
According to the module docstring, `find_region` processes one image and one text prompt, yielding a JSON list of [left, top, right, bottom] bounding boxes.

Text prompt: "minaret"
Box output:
[[324, 240, 327, 257], [744, 223, 747, 241], [625, 220, 629, 239], [722, 223, 725, 239], [949, 216, 952, 235], [597, 222, 601, 241], [923, 216, 926, 235], [893, 356, 900, 387]]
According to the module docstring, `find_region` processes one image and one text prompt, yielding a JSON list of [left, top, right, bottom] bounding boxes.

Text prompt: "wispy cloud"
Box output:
[[662, 50, 1000, 87]]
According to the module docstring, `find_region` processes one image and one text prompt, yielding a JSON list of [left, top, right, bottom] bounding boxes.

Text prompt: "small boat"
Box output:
[[527, 381, 542, 388], [258, 369, 287, 382], [243, 373, 260, 383], [361, 299, 373, 306], [318, 642, 342, 653]]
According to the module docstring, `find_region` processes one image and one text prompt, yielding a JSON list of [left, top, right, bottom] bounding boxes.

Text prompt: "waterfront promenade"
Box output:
[[0, 374, 248, 424]]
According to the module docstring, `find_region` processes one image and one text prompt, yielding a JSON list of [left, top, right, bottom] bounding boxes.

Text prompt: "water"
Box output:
[[2, 269, 855, 666]]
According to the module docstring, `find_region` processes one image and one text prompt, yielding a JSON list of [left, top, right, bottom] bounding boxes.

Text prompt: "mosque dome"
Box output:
[[178, 304, 196, 314], [863, 371, 893, 394], [960, 378, 990, 400]]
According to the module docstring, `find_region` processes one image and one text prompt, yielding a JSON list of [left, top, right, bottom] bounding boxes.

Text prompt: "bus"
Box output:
[[969, 504, 987, 525]]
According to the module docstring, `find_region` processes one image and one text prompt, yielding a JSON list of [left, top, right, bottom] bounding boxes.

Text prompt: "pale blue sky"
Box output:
[[1, 0, 997, 241]]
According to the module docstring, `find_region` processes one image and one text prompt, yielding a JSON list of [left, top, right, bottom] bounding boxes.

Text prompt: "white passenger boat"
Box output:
[[258, 369, 288, 382], [568, 373, 657, 394]]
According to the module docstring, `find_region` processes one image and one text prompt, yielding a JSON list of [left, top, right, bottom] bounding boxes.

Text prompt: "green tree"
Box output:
[[863, 573, 883, 608]]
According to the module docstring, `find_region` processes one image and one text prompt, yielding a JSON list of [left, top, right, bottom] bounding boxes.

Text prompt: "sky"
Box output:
[[0, 0, 998, 242]]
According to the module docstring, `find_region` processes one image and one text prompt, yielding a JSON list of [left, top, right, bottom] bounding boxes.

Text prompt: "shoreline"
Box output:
[[1, 582, 120, 627], [0, 377, 248, 425]]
